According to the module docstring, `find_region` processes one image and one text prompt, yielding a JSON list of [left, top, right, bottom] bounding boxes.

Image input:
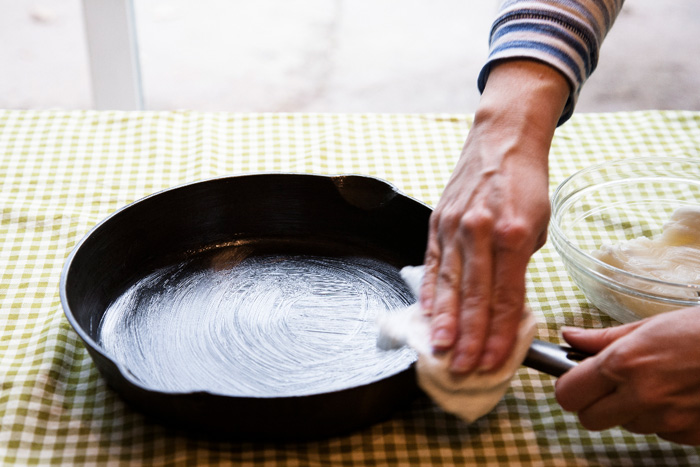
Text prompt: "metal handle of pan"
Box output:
[[523, 339, 592, 377]]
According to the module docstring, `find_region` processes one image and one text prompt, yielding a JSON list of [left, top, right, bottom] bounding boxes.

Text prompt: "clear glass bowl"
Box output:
[[549, 157, 700, 323]]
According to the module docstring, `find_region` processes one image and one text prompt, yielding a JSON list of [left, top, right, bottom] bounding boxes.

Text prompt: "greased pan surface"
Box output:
[[60, 173, 430, 439]]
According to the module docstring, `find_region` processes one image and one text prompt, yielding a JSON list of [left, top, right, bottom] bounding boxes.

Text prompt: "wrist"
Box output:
[[473, 60, 570, 149]]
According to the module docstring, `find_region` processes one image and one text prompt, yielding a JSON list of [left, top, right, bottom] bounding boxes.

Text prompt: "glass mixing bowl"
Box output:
[[549, 157, 700, 323]]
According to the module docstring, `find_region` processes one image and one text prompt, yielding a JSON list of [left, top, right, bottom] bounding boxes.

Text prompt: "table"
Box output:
[[1, 110, 699, 466]]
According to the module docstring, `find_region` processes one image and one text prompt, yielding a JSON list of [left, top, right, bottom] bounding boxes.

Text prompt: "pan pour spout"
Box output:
[[331, 174, 400, 210]]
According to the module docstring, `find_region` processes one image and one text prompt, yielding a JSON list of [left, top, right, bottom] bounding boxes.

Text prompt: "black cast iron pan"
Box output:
[[61, 173, 430, 439], [60, 173, 586, 440]]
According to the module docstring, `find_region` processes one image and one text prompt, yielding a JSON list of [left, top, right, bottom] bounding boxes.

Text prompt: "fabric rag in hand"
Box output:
[[378, 265, 537, 423]]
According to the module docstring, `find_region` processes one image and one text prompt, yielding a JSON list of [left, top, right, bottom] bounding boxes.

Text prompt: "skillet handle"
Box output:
[[523, 339, 592, 377]]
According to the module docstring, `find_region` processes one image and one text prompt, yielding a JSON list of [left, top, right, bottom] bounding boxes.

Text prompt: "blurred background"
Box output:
[[2, 0, 699, 113]]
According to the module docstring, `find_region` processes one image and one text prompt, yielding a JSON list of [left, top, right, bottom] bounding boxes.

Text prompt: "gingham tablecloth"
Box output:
[[1, 110, 699, 466]]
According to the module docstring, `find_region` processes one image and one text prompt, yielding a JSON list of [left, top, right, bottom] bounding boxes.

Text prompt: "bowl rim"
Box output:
[[549, 156, 700, 299]]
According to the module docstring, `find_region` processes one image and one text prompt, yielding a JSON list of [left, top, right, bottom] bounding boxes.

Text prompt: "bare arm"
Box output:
[[420, 59, 569, 373]]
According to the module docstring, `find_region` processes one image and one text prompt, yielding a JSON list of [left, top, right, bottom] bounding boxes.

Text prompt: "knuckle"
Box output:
[[460, 287, 490, 312], [437, 268, 461, 289], [458, 210, 494, 236], [430, 206, 461, 230], [490, 289, 525, 315], [626, 379, 677, 413], [597, 346, 634, 379], [554, 382, 575, 411], [633, 386, 662, 409], [493, 219, 535, 250], [535, 228, 549, 250], [431, 283, 460, 316], [421, 253, 440, 280], [428, 210, 443, 230], [418, 283, 434, 308], [457, 301, 488, 326]]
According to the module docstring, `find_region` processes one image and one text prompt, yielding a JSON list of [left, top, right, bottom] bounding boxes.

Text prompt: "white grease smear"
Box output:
[[592, 206, 700, 317], [99, 251, 417, 396]]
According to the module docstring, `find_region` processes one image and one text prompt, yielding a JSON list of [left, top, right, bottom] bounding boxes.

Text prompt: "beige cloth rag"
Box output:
[[378, 265, 536, 423]]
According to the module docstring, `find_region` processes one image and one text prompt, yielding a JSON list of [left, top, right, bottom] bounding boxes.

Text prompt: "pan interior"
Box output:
[[98, 238, 418, 397]]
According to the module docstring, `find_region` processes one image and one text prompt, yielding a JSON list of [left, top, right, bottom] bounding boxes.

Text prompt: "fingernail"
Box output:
[[478, 351, 497, 372], [431, 328, 452, 348], [450, 354, 475, 373], [561, 326, 582, 335]]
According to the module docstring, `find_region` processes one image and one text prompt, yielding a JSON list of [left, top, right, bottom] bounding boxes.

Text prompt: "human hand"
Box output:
[[419, 60, 569, 374], [556, 307, 700, 446]]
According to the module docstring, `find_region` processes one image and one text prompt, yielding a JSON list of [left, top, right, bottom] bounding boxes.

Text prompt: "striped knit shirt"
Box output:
[[478, 0, 625, 124]]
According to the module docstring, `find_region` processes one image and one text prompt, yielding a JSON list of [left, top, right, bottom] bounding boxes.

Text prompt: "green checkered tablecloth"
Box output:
[[1, 109, 699, 466]]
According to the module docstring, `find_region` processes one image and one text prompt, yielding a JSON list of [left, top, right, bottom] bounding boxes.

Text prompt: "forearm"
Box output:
[[469, 59, 570, 168], [423, 61, 569, 373], [479, 0, 625, 125]]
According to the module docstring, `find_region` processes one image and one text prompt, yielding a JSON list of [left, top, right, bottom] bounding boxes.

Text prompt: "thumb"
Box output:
[[561, 321, 644, 354]]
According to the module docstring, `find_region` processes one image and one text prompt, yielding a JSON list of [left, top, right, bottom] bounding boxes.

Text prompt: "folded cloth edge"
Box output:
[[377, 266, 537, 423]]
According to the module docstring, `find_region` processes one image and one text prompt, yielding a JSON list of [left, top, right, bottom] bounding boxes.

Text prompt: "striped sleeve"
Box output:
[[477, 0, 625, 125]]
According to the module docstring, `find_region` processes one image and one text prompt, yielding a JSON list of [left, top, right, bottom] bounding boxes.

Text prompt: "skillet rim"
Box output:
[[59, 171, 431, 399]]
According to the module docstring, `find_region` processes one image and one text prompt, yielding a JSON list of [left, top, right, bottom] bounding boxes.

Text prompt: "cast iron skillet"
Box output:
[[60, 173, 432, 439], [60, 173, 585, 440]]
